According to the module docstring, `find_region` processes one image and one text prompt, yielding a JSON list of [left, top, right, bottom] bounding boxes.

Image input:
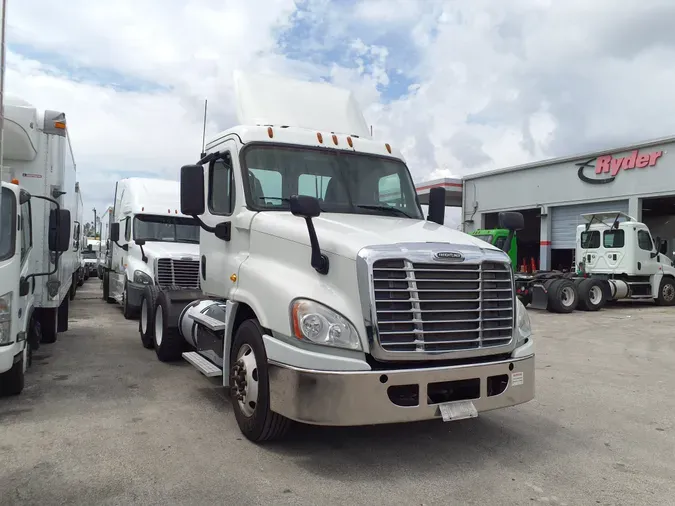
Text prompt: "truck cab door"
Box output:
[[200, 142, 241, 299], [111, 215, 131, 299], [18, 199, 35, 338], [635, 226, 660, 276]]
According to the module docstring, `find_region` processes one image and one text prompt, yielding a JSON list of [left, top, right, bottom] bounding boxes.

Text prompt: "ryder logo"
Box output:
[[577, 149, 664, 185]]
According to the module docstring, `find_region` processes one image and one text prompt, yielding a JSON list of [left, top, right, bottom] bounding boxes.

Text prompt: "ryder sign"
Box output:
[[577, 149, 664, 185]]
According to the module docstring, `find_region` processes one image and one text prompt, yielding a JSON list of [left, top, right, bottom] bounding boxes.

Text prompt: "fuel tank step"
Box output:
[[182, 351, 222, 377]]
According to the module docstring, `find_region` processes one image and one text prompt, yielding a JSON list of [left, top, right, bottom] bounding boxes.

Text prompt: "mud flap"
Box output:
[[530, 283, 549, 310]]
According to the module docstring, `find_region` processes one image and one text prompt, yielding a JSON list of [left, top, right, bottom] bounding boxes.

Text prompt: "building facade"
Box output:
[[461, 136, 675, 271]]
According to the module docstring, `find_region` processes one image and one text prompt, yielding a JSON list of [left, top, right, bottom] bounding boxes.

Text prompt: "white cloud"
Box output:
[[5, 0, 675, 224]]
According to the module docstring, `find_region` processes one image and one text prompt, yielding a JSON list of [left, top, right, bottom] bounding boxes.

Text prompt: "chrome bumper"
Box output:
[[268, 354, 535, 426]]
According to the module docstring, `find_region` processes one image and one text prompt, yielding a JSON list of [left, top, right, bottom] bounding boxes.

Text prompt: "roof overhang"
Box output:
[[415, 177, 463, 207]]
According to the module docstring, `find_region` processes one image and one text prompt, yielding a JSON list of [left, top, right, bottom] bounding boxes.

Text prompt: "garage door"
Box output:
[[551, 200, 629, 249]]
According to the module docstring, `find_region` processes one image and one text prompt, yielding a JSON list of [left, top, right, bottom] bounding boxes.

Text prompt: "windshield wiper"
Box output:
[[259, 196, 290, 202], [355, 204, 412, 218]]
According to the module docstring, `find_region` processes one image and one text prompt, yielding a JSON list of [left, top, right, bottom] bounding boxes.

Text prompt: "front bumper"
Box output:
[[268, 353, 535, 426]]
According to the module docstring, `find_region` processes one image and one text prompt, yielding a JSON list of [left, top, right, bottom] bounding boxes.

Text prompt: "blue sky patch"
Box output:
[[9, 43, 168, 93]]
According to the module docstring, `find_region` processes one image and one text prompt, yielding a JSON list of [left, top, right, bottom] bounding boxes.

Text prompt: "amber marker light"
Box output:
[[267, 127, 274, 138]]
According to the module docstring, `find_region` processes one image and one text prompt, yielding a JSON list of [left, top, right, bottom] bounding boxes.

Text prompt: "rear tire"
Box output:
[[230, 319, 292, 443], [577, 278, 606, 311], [547, 279, 578, 313], [139, 285, 159, 349], [0, 347, 26, 397], [39, 308, 58, 344], [656, 277, 675, 306], [70, 275, 77, 300], [153, 291, 183, 362]]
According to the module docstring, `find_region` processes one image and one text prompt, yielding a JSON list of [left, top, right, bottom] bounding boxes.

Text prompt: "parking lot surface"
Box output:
[[1, 280, 674, 505]]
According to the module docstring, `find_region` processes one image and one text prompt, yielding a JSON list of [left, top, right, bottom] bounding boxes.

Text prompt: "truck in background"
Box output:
[[73, 182, 85, 290], [1, 97, 79, 343], [126, 72, 535, 442], [0, 179, 71, 395], [473, 212, 675, 312], [103, 178, 201, 320], [98, 205, 112, 279]]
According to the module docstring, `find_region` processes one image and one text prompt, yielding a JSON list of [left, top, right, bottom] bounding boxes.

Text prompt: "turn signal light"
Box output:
[[267, 127, 274, 138], [10, 178, 19, 185]]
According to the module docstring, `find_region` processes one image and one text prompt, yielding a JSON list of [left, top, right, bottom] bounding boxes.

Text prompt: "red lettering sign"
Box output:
[[596, 150, 663, 176]]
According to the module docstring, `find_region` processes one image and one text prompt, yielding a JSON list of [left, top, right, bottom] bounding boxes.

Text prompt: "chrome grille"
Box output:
[[372, 259, 514, 354], [156, 258, 200, 289]]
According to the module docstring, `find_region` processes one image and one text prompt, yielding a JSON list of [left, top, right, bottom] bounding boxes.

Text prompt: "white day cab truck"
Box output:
[[517, 211, 675, 312], [1, 97, 78, 347], [132, 72, 535, 442], [103, 178, 201, 320], [0, 180, 72, 395]]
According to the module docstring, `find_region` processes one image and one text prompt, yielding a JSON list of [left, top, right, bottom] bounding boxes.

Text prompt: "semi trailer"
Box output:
[[132, 72, 535, 442], [1, 97, 79, 342]]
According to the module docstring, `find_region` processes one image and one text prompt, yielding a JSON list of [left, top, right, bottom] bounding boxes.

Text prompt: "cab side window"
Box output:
[[209, 153, 235, 215], [637, 230, 653, 251], [124, 217, 131, 241], [20, 201, 32, 263]]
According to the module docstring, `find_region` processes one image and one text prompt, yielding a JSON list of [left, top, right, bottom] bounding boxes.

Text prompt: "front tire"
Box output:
[[230, 319, 291, 443], [656, 277, 675, 306], [122, 281, 138, 320]]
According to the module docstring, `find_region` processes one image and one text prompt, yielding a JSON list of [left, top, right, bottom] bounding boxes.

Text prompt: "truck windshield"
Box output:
[[133, 215, 199, 243], [242, 145, 424, 219], [473, 234, 493, 244], [0, 188, 17, 261]]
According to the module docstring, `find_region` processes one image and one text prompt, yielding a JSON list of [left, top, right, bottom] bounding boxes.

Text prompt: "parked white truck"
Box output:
[[98, 205, 112, 279], [103, 178, 201, 319], [1, 97, 78, 343], [0, 179, 71, 395], [134, 72, 535, 442]]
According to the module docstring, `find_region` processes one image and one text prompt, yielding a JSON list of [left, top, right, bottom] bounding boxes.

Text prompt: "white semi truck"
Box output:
[[98, 205, 112, 279], [135, 72, 535, 442], [0, 180, 71, 395], [521, 211, 675, 312], [1, 97, 79, 343], [104, 178, 201, 320]]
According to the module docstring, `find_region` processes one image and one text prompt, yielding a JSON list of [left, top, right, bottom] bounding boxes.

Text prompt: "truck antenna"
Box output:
[[200, 99, 208, 159]]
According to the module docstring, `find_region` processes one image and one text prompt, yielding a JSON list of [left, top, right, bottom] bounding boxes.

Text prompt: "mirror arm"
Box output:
[[304, 217, 329, 275], [193, 215, 216, 234], [139, 244, 148, 263], [22, 252, 61, 287], [502, 231, 514, 253]]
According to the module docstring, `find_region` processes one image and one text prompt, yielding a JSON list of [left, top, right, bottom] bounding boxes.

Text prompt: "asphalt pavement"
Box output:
[[1, 280, 674, 505]]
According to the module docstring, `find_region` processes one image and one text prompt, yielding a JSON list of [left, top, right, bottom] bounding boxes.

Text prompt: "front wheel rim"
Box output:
[[155, 306, 163, 346], [663, 284, 675, 302], [231, 344, 259, 418]]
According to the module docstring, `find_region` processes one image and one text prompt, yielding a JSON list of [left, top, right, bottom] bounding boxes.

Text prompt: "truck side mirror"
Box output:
[[49, 209, 71, 252], [19, 190, 31, 205], [110, 222, 120, 242], [498, 211, 524, 231], [180, 164, 205, 216], [290, 195, 321, 218], [427, 187, 446, 225]]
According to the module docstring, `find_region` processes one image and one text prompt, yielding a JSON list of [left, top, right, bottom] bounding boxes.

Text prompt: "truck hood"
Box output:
[[250, 212, 502, 259], [140, 241, 200, 260]]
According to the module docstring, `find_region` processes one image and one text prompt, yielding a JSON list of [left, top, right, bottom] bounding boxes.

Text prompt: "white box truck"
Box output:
[[98, 204, 113, 279], [103, 178, 201, 320], [1, 97, 79, 343], [0, 179, 71, 395], [133, 72, 535, 442]]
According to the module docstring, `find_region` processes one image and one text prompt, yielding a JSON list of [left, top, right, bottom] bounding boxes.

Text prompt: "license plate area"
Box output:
[[438, 400, 478, 422]]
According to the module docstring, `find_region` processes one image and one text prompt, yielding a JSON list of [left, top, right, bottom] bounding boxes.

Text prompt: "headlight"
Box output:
[[516, 298, 531, 345], [290, 299, 362, 351], [0, 292, 12, 345], [133, 270, 153, 285]]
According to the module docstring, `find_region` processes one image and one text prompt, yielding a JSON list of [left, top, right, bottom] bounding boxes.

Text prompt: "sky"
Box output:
[[6, 0, 675, 228]]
